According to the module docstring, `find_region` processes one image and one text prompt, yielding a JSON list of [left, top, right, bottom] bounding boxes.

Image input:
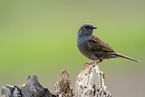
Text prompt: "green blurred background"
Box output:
[[0, 0, 145, 97]]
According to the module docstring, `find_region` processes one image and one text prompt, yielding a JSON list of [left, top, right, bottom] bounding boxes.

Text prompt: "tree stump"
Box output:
[[1, 62, 111, 97], [54, 70, 73, 97], [1, 75, 55, 97], [75, 62, 112, 97]]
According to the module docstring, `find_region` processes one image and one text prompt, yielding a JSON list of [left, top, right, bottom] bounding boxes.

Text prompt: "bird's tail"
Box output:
[[116, 53, 140, 63]]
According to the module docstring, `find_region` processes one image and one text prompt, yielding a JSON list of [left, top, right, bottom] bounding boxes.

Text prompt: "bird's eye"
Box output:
[[85, 26, 90, 29]]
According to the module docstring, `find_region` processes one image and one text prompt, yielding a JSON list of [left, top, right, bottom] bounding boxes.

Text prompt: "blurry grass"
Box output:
[[0, 0, 145, 96]]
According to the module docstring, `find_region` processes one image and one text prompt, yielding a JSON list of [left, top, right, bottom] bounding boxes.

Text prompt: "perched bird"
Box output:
[[77, 23, 140, 64]]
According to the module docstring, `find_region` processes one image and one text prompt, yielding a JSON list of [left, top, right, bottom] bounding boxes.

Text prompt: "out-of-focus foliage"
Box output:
[[0, 0, 145, 97]]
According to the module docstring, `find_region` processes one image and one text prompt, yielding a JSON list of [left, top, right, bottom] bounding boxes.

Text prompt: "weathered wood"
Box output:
[[1, 62, 111, 97], [54, 70, 73, 97], [1, 85, 21, 97], [75, 62, 112, 97], [21, 75, 55, 97], [1, 75, 55, 97]]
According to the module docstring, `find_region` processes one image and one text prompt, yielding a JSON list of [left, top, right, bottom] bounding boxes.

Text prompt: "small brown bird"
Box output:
[[77, 23, 140, 64]]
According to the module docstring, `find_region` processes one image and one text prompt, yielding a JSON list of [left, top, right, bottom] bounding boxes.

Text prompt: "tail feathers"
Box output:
[[116, 53, 140, 63]]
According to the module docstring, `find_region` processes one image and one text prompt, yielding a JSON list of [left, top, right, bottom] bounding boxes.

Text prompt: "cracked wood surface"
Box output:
[[1, 62, 111, 97]]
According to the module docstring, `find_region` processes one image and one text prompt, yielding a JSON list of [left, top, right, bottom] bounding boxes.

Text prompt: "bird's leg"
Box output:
[[96, 58, 103, 65], [96, 62, 99, 65], [94, 54, 103, 65]]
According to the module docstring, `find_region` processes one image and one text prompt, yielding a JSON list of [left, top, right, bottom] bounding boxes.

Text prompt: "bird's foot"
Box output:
[[85, 61, 99, 65], [96, 62, 99, 65], [95, 62, 99, 65]]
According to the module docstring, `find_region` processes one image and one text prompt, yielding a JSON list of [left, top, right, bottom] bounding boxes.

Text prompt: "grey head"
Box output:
[[77, 23, 97, 45]]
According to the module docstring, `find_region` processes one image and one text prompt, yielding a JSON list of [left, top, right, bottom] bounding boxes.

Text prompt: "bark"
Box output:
[[1, 62, 111, 97], [54, 70, 73, 97], [1, 75, 55, 97], [75, 62, 112, 97]]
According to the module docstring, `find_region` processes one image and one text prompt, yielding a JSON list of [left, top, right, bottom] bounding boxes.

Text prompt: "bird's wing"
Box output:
[[86, 34, 115, 52]]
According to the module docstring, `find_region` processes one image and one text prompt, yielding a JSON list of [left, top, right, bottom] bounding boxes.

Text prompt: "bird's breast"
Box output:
[[77, 41, 98, 60]]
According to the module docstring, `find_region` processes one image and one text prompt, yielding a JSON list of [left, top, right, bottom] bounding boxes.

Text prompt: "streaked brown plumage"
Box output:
[[77, 23, 140, 63]]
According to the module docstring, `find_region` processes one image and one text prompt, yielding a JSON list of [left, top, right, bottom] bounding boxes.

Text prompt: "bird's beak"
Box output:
[[92, 26, 97, 29]]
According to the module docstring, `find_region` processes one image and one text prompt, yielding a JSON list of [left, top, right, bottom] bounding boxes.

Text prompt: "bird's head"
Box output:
[[78, 23, 97, 36]]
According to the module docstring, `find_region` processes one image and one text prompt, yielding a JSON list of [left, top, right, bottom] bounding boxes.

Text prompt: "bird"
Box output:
[[77, 23, 140, 64]]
